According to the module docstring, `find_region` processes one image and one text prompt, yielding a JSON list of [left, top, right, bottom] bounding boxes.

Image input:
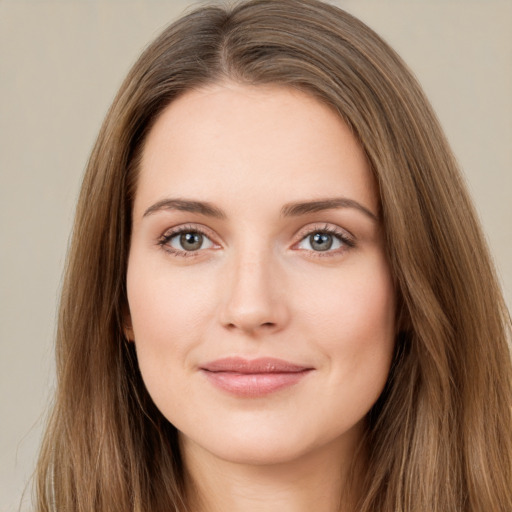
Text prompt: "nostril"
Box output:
[[224, 321, 277, 333]]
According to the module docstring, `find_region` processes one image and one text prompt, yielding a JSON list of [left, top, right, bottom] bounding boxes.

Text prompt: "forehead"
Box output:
[[135, 82, 377, 219]]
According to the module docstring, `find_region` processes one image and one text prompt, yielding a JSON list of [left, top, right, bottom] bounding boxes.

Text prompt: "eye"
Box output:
[[295, 226, 355, 254], [159, 226, 216, 256]]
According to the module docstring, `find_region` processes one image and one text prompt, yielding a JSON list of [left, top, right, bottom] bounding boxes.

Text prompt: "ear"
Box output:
[[123, 319, 135, 342], [122, 304, 135, 342]]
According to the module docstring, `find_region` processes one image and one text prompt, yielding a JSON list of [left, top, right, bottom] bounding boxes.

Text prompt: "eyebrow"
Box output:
[[281, 197, 378, 222], [143, 197, 378, 222], [143, 199, 227, 219]]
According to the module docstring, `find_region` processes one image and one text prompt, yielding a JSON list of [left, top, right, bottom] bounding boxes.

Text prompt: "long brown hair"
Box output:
[[36, 1, 512, 510]]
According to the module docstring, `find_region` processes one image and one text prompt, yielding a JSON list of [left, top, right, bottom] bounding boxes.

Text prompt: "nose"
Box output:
[[218, 249, 290, 336]]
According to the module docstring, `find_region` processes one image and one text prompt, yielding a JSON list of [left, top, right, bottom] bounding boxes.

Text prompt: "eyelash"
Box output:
[[157, 223, 356, 258], [294, 224, 356, 258], [157, 224, 215, 258]]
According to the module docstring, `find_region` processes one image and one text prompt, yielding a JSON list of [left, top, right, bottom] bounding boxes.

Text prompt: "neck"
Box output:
[[181, 433, 366, 512]]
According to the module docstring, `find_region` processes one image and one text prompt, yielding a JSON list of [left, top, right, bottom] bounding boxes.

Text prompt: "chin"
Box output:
[[180, 417, 365, 468], [216, 440, 308, 466]]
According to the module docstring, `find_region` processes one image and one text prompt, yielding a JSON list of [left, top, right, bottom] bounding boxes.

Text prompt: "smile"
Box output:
[[200, 357, 314, 397]]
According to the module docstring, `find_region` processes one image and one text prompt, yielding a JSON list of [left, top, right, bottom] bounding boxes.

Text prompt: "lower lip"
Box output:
[[202, 370, 312, 397]]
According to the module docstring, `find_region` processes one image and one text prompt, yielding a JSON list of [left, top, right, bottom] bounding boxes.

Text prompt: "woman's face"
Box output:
[[126, 83, 396, 466]]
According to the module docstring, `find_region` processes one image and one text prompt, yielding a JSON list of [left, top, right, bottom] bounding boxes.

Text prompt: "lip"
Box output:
[[200, 357, 314, 397]]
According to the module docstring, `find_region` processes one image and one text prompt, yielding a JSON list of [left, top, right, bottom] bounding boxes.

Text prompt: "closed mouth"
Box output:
[[200, 357, 314, 397]]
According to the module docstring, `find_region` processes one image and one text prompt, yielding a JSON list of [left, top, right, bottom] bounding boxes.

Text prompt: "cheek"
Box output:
[[299, 255, 396, 390], [127, 252, 214, 339], [125, 254, 216, 398], [302, 252, 395, 327]]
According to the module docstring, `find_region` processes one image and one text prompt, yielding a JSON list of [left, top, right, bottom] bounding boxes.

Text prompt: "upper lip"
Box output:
[[200, 357, 313, 374]]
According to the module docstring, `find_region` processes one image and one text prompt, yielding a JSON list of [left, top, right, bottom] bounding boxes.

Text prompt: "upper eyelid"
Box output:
[[294, 222, 355, 241], [158, 225, 218, 257], [161, 223, 217, 240], [158, 225, 220, 253]]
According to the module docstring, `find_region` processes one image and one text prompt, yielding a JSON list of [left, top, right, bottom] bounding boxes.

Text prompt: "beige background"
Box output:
[[1, 1, 511, 509]]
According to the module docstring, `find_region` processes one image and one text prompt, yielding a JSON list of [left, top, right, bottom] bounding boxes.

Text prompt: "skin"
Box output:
[[126, 82, 396, 512]]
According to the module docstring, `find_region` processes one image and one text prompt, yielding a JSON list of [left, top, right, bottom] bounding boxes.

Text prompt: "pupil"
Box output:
[[310, 233, 332, 251], [180, 232, 203, 251]]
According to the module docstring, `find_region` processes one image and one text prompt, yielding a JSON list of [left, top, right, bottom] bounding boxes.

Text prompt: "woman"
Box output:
[[35, 0, 512, 511]]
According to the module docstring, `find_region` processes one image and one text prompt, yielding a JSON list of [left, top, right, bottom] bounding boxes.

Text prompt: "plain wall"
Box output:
[[1, 1, 511, 510]]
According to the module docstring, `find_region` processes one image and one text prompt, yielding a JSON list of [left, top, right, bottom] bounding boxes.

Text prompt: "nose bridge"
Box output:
[[219, 239, 287, 334]]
